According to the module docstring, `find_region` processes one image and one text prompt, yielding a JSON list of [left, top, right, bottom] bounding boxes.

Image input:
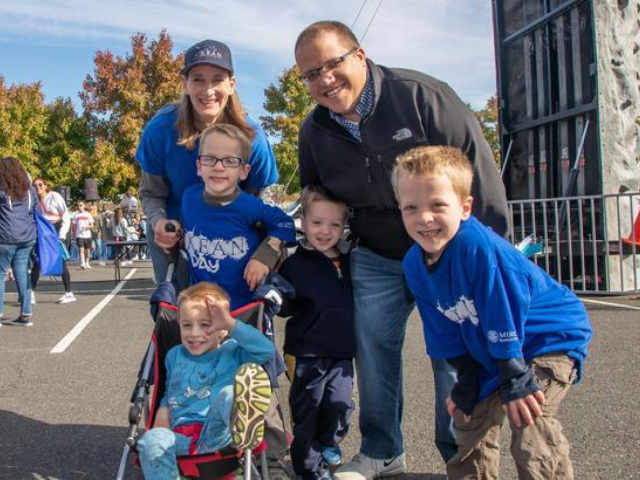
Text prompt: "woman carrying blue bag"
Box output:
[[0, 157, 37, 327]]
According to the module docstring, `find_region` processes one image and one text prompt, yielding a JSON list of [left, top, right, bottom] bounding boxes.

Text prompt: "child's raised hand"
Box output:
[[502, 390, 546, 428], [205, 295, 235, 333], [244, 259, 269, 291]]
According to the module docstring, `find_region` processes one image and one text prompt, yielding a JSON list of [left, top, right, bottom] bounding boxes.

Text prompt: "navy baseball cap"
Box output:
[[181, 39, 234, 75]]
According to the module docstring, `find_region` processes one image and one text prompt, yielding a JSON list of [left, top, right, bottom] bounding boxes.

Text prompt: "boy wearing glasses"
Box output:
[[180, 123, 295, 310]]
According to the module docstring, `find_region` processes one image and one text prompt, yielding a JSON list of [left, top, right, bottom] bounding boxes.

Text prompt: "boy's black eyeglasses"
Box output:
[[198, 155, 245, 168], [299, 47, 358, 85]]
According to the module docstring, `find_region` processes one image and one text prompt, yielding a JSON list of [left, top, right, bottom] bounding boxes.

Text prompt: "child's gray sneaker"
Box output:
[[333, 453, 406, 480]]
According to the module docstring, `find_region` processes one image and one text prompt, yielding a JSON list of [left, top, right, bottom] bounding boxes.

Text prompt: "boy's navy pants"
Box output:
[[288, 357, 354, 479]]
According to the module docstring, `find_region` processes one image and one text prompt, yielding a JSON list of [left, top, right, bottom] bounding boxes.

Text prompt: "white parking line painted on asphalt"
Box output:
[[582, 298, 640, 311], [50, 268, 137, 354]]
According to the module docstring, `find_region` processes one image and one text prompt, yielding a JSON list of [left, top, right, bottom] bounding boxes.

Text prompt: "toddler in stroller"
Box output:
[[120, 280, 279, 480]]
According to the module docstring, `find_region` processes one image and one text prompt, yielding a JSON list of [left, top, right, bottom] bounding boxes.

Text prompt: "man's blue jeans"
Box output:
[[0, 240, 36, 318], [350, 247, 457, 461], [431, 357, 458, 462]]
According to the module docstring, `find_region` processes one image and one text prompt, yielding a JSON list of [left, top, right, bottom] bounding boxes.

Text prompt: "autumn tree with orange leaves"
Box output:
[[81, 30, 183, 197]]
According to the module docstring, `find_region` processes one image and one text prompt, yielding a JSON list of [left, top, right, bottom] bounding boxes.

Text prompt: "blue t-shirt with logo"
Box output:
[[403, 216, 592, 401], [135, 104, 279, 221], [162, 321, 275, 433], [181, 185, 295, 310]]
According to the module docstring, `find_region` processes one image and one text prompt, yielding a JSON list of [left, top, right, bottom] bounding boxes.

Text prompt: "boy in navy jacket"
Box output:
[[278, 185, 355, 480], [393, 145, 591, 479]]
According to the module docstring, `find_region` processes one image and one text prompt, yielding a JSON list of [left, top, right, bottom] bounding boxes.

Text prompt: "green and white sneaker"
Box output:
[[230, 363, 271, 450], [333, 453, 406, 480]]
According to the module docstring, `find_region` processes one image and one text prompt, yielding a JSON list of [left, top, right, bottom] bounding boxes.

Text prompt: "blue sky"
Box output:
[[0, 0, 498, 119]]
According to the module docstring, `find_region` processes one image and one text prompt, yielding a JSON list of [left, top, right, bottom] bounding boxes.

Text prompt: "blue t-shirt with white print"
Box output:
[[181, 185, 295, 310], [403, 215, 592, 401], [162, 321, 275, 429], [135, 104, 278, 221]]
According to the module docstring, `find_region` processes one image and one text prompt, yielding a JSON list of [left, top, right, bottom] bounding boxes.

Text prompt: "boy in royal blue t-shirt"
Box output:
[[392, 145, 592, 479], [180, 123, 295, 311]]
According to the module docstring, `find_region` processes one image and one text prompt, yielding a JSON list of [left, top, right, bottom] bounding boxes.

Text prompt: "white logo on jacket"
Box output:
[[392, 128, 413, 141], [437, 295, 479, 326], [184, 229, 249, 274]]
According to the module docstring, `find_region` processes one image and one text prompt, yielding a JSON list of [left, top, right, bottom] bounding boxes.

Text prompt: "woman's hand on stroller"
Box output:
[[154, 219, 182, 253], [244, 259, 269, 291], [205, 295, 236, 333]]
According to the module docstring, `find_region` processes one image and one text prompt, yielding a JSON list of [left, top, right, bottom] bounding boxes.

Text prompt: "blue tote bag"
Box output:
[[35, 208, 64, 276]]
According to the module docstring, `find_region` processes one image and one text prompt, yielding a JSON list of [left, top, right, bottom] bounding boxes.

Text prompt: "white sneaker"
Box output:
[[57, 292, 77, 304], [98, 261, 106, 267], [334, 453, 406, 480], [31, 291, 36, 305], [85, 262, 92, 269], [141, 254, 147, 260], [80, 263, 87, 269]]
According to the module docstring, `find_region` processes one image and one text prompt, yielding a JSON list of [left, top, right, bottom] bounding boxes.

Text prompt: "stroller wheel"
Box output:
[[230, 363, 272, 450]]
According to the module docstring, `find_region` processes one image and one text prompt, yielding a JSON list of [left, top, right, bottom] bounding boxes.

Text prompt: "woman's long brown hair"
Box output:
[[175, 78, 255, 151], [0, 157, 31, 200]]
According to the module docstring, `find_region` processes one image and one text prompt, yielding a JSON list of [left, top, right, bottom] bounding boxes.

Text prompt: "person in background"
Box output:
[[120, 187, 139, 218], [0, 157, 37, 326], [110, 207, 133, 266], [72, 201, 94, 269], [136, 38, 279, 292], [31, 177, 76, 304], [294, 20, 510, 478]]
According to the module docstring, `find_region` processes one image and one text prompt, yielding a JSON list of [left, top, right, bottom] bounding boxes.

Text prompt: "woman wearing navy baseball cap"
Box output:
[[135, 39, 279, 288]]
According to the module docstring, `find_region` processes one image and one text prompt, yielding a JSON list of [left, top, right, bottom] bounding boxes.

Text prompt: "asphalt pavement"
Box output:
[[0, 261, 638, 479]]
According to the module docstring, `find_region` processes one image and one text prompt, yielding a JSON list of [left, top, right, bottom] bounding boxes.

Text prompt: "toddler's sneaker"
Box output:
[[316, 468, 333, 480], [334, 453, 406, 480], [230, 363, 271, 450], [10, 315, 34, 327], [57, 292, 77, 304], [322, 445, 343, 467], [31, 291, 36, 305]]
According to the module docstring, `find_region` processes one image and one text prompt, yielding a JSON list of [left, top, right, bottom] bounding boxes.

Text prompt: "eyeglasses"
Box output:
[[34, 183, 45, 188], [198, 155, 245, 168], [299, 47, 358, 85]]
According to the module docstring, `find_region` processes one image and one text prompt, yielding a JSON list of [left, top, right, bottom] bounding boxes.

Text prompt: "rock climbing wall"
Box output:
[[595, 0, 640, 194], [595, 0, 640, 291]]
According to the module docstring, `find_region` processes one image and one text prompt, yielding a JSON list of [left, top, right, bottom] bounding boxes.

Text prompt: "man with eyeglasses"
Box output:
[[295, 20, 509, 479]]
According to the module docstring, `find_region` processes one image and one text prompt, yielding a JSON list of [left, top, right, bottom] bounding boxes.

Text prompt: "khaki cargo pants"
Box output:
[[447, 353, 578, 480]]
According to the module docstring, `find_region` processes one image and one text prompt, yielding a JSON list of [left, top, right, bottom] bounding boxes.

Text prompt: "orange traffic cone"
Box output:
[[622, 204, 640, 246]]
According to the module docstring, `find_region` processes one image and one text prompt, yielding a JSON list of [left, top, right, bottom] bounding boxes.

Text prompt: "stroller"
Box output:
[[116, 263, 276, 480]]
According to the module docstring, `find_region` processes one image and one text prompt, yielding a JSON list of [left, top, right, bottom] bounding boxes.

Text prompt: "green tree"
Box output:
[[34, 98, 93, 197], [0, 77, 90, 196], [0, 76, 48, 168], [261, 66, 315, 195], [471, 94, 501, 168], [80, 30, 183, 196]]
